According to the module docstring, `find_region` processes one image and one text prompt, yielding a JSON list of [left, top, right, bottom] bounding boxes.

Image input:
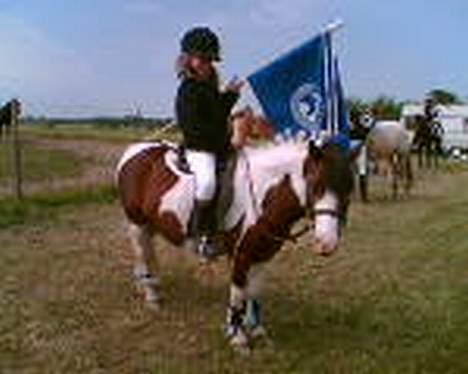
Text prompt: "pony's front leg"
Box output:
[[244, 265, 267, 339], [226, 283, 250, 351], [245, 299, 267, 338], [128, 223, 161, 307]]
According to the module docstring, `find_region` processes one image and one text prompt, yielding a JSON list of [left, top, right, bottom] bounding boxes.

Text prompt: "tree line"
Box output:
[[347, 88, 464, 122], [22, 115, 173, 129]]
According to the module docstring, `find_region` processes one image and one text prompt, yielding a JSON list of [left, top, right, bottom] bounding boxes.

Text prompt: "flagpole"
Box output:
[[323, 20, 344, 136], [323, 19, 344, 36]]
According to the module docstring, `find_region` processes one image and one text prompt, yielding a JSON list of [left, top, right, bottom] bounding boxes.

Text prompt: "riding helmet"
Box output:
[[180, 27, 221, 61]]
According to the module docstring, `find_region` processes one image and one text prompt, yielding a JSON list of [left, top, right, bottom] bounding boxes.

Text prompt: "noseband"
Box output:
[[311, 208, 344, 221]]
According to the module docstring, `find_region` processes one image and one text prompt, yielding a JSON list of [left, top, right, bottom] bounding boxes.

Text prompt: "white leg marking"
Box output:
[[227, 284, 249, 350], [128, 223, 161, 304]]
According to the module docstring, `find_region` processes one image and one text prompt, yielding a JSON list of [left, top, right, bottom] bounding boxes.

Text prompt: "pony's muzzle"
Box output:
[[313, 215, 339, 256], [313, 238, 338, 256]]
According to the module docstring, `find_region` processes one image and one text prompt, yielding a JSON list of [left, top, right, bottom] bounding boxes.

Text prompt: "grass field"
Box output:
[[21, 123, 182, 143], [0, 143, 84, 184], [1, 145, 468, 373]]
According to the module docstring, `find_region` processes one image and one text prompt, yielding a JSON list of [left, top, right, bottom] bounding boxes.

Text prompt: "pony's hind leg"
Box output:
[[128, 223, 161, 306]]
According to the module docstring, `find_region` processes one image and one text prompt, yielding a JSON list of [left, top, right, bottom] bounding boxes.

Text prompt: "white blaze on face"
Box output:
[[313, 190, 339, 255]]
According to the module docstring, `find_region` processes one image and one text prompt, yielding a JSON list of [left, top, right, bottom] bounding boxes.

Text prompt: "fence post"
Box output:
[[10, 99, 23, 200]]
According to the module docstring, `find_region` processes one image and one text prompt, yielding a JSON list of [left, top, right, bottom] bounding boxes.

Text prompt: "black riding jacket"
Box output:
[[176, 77, 239, 156]]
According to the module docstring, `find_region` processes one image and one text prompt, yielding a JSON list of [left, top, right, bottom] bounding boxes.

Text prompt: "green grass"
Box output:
[[21, 123, 182, 143], [0, 185, 116, 229], [1, 166, 468, 373], [0, 143, 84, 183]]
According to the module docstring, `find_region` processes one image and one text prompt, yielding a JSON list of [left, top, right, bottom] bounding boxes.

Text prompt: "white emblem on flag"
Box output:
[[290, 83, 324, 133]]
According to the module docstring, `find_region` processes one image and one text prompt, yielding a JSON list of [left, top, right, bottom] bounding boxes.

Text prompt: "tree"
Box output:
[[370, 95, 402, 120], [346, 97, 369, 125], [427, 89, 461, 105]]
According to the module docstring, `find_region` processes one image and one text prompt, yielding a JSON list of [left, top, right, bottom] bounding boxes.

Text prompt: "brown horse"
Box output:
[[412, 114, 443, 169], [0, 99, 21, 140], [115, 110, 358, 350], [230, 107, 275, 148]]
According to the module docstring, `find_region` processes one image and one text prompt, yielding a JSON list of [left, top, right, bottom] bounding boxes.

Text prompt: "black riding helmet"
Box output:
[[180, 27, 221, 61]]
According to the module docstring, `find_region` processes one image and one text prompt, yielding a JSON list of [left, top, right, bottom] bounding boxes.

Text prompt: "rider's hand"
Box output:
[[225, 76, 244, 94]]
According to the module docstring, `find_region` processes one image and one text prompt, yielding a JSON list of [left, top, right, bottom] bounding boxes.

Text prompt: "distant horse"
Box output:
[[115, 110, 358, 351], [367, 120, 413, 199], [412, 114, 443, 169], [0, 99, 21, 140]]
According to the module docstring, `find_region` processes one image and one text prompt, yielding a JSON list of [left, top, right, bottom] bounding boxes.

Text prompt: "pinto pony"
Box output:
[[230, 107, 275, 148], [115, 111, 358, 350]]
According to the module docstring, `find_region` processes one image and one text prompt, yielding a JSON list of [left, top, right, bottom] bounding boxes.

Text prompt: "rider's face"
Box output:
[[188, 54, 214, 81]]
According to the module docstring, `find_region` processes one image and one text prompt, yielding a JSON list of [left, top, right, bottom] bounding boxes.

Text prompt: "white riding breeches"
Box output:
[[356, 145, 368, 176], [185, 150, 217, 201], [351, 141, 367, 176]]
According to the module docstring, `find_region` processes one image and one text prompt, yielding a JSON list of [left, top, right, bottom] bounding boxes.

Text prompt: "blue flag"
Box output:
[[330, 57, 350, 150], [247, 32, 350, 146]]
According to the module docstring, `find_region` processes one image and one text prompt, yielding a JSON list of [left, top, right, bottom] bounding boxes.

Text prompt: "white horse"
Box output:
[[366, 120, 413, 198]]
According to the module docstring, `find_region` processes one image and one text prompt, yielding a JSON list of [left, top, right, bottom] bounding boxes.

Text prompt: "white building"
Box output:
[[401, 104, 468, 151]]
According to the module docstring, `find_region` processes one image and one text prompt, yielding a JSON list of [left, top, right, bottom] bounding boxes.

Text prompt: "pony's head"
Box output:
[[230, 107, 275, 148], [304, 140, 358, 256]]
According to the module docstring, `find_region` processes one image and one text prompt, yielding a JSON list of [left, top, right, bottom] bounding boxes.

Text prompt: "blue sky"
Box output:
[[0, 0, 467, 117]]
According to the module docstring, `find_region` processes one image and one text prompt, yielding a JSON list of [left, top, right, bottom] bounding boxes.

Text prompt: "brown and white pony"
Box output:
[[0, 99, 21, 140], [366, 120, 413, 199], [230, 106, 275, 148], [115, 110, 357, 350]]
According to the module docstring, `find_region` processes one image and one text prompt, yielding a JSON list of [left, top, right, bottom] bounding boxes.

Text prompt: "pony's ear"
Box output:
[[308, 140, 323, 161]]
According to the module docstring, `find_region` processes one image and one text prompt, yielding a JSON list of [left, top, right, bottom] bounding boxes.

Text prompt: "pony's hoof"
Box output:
[[249, 325, 267, 339], [233, 343, 251, 356]]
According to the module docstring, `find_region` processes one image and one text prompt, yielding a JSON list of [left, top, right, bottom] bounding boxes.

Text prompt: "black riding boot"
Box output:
[[190, 199, 222, 261]]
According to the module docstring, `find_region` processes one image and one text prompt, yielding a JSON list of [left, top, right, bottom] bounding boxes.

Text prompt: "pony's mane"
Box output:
[[242, 136, 309, 173]]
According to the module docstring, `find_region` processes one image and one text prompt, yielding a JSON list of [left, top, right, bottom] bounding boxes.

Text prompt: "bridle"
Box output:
[[311, 207, 344, 221]]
